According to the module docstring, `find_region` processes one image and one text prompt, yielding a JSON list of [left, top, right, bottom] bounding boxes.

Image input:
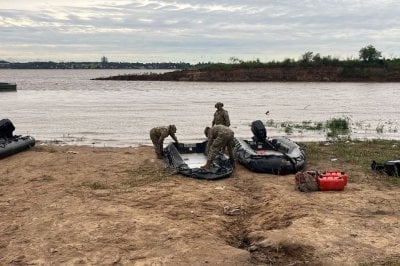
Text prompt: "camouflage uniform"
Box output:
[[150, 125, 178, 158], [212, 109, 230, 127], [206, 125, 234, 165]]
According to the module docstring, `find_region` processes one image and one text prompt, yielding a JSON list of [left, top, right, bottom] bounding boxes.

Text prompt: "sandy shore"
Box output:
[[1, 143, 399, 265]]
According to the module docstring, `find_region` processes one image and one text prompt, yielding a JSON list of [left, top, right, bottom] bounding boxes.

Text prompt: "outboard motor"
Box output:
[[0, 119, 15, 139], [251, 120, 267, 142]]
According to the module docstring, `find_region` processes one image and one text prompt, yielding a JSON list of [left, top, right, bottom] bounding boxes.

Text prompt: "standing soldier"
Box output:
[[212, 102, 230, 127], [202, 125, 235, 170], [150, 125, 178, 159]]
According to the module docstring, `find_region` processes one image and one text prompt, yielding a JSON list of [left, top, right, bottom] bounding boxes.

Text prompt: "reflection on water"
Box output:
[[0, 69, 399, 147]]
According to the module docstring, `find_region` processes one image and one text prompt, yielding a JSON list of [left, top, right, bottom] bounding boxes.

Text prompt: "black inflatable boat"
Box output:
[[0, 119, 35, 159], [371, 160, 400, 177], [234, 120, 306, 175], [164, 141, 233, 180]]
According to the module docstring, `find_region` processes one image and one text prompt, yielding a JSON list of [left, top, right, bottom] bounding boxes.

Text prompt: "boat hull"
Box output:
[[0, 136, 36, 159], [0, 83, 17, 92], [234, 137, 306, 175], [164, 141, 233, 180], [372, 160, 400, 177]]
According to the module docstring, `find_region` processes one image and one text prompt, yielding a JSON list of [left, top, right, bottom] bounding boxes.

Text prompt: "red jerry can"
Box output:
[[318, 170, 347, 191]]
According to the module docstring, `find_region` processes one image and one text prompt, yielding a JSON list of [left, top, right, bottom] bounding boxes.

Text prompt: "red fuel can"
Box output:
[[318, 170, 347, 191]]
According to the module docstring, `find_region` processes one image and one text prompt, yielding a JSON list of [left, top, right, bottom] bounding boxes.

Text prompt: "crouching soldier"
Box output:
[[150, 125, 178, 159], [202, 125, 235, 170]]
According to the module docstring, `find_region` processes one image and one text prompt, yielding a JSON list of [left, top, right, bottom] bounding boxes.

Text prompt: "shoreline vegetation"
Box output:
[[90, 45, 400, 82]]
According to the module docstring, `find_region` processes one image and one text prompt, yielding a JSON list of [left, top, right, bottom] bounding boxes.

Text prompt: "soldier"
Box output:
[[150, 125, 178, 159], [202, 125, 235, 170], [212, 102, 230, 127]]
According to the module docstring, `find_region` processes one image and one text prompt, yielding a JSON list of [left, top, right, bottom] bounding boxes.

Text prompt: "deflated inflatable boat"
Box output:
[[0, 119, 35, 159], [234, 120, 306, 175], [164, 141, 233, 180]]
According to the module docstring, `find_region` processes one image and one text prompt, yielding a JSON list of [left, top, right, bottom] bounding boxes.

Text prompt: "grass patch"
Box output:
[[123, 164, 174, 187], [302, 140, 400, 183], [360, 256, 400, 266], [279, 121, 324, 133], [326, 117, 350, 139]]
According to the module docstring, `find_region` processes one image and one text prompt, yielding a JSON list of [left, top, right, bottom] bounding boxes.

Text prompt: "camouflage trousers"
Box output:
[[149, 131, 163, 157], [208, 131, 234, 162]]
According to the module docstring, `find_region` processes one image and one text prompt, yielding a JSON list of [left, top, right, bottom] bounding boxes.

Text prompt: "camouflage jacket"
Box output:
[[150, 126, 178, 145], [206, 125, 234, 159], [212, 109, 230, 127]]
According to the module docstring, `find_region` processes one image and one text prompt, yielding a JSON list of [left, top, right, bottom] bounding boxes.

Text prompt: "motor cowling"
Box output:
[[0, 119, 15, 139], [251, 120, 267, 142]]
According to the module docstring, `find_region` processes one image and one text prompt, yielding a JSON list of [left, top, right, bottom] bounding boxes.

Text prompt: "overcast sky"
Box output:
[[1, 0, 399, 63]]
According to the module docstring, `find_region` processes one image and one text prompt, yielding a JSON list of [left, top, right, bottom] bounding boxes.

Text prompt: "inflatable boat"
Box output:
[[164, 141, 233, 180], [0, 119, 35, 159], [371, 160, 400, 177], [0, 136, 36, 159], [234, 120, 306, 175], [0, 82, 17, 92]]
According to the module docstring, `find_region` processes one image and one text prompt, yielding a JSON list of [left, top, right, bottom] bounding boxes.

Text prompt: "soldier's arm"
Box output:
[[170, 133, 178, 143], [224, 111, 230, 127]]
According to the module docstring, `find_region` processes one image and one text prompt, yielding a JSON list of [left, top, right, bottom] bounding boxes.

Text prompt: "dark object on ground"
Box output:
[[0, 118, 35, 159], [164, 141, 233, 180], [296, 170, 348, 192], [234, 120, 306, 175], [0, 136, 36, 159], [0, 119, 15, 138], [295, 171, 320, 192], [371, 160, 400, 177]]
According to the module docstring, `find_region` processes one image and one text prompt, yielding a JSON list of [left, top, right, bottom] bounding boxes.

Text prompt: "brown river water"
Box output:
[[0, 69, 399, 147]]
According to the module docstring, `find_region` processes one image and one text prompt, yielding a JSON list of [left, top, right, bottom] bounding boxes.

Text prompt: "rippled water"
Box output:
[[0, 69, 399, 147]]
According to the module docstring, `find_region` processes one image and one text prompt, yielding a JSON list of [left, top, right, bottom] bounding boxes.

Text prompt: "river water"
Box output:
[[0, 69, 399, 147]]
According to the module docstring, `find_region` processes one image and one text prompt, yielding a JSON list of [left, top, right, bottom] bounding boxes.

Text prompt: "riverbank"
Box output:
[[93, 65, 400, 82], [1, 140, 400, 265]]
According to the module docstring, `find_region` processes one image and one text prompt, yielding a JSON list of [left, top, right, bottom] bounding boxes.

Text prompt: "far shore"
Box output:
[[92, 65, 400, 82]]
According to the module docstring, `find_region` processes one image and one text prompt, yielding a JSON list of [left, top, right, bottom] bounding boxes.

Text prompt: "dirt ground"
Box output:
[[1, 143, 399, 265]]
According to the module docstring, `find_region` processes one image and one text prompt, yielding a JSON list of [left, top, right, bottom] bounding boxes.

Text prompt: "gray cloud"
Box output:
[[1, 0, 399, 62]]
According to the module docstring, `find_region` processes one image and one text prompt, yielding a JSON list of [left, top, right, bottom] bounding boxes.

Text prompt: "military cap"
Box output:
[[215, 102, 224, 108], [169, 124, 177, 133]]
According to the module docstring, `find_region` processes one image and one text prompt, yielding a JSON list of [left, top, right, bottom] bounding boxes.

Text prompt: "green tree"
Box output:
[[359, 45, 382, 61], [301, 51, 314, 62]]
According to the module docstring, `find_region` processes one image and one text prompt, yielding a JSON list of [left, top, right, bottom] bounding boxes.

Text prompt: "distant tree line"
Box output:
[[0, 60, 191, 70], [196, 45, 400, 72], [1, 45, 399, 71]]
